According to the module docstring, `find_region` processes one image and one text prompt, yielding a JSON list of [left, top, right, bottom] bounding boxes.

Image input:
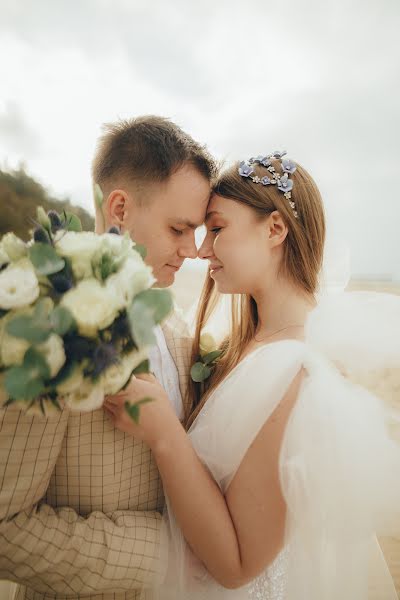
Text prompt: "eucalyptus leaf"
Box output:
[[127, 300, 156, 348], [4, 366, 45, 401], [190, 362, 211, 383], [124, 397, 154, 423], [50, 306, 75, 336], [134, 244, 147, 259], [29, 243, 65, 276], [134, 289, 173, 325], [24, 347, 51, 380], [132, 359, 150, 375], [65, 212, 83, 232], [93, 183, 104, 209], [6, 315, 51, 344], [202, 350, 223, 365]]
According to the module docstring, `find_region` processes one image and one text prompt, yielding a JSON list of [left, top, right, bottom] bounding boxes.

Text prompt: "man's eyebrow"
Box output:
[[174, 219, 202, 229], [205, 211, 221, 222]]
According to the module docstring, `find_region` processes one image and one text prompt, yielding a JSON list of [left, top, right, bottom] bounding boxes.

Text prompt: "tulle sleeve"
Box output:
[[280, 349, 400, 599]]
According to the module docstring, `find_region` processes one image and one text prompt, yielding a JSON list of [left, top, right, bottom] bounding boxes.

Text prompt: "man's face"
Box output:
[[121, 164, 210, 287]]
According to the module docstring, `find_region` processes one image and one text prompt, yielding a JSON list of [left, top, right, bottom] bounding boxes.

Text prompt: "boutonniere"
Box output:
[[190, 333, 223, 383]]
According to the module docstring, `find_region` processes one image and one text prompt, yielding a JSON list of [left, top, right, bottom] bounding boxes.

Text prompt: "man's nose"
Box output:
[[178, 234, 198, 259]]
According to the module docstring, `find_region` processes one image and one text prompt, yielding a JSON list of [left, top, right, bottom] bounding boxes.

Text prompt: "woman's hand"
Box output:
[[103, 373, 182, 448]]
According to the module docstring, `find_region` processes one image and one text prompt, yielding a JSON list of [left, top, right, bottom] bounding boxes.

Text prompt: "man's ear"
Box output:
[[105, 189, 130, 228], [267, 211, 289, 248]]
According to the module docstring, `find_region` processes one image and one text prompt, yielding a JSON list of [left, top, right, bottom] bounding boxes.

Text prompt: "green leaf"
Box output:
[[93, 183, 104, 209], [134, 289, 173, 325], [124, 397, 154, 423], [127, 300, 157, 348], [4, 347, 50, 402], [50, 306, 75, 336], [133, 244, 147, 259], [65, 212, 82, 232], [202, 350, 223, 365], [24, 347, 51, 379], [29, 243, 65, 276], [6, 315, 51, 344], [4, 366, 45, 401], [132, 359, 150, 375], [190, 362, 211, 383]]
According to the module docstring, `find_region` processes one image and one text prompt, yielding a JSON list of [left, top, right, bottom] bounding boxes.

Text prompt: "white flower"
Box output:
[[55, 231, 101, 280], [0, 260, 40, 310], [199, 332, 217, 357], [101, 347, 149, 395], [64, 379, 104, 412], [0, 242, 10, 268], [56, 365, 84, 395], [1, 233, 27, 262], [60, 278, 119, 337], [106, 255, 155, 310], [37, 334, 66, 378]]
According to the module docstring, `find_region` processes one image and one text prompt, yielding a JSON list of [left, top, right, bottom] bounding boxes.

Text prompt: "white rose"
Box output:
[[0, 242, 10, 268], [37, 334, 66, 378], [101, 347, 149, 395], [56, 231, 101, 280], [0, 260, 40, 310], [106, 256, 155, 310], [199, 332, 217, 357], [56, 364, 84, 395], [61, 278, 119, 337], [1, 233, 27, 262], [64, 379, 104, 412]]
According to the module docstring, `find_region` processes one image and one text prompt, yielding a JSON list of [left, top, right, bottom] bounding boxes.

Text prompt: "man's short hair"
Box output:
[[92, 115, 217, 191]]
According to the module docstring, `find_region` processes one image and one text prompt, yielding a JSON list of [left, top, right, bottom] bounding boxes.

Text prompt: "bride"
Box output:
[[104, 152, 400, 599]]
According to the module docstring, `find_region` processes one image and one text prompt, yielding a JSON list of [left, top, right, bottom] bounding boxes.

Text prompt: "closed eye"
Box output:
[[210, 227, 222, 234], [171, 227, 184, 235]]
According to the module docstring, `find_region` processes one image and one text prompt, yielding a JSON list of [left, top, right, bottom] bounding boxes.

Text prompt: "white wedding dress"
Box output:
[[157, 292, 400, 600]]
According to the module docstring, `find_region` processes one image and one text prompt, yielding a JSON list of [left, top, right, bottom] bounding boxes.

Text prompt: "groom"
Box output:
[[0, 116, 216, 599]]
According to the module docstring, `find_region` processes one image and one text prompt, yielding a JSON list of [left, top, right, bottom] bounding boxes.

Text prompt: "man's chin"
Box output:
[[152, 273, 175, 288]]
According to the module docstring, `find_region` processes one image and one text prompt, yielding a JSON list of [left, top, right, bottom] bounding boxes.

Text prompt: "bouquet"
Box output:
[[0, 206, 172, 418]]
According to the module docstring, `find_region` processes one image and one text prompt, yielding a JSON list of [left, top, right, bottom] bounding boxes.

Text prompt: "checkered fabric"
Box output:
[[0, 311, 193, 600]]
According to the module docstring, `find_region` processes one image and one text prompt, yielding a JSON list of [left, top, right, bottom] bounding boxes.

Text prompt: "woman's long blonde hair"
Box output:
[[184, 158, 326, 430]]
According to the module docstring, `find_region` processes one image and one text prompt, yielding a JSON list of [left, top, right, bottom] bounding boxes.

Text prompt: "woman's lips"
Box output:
[[209, 265, 223, 275]]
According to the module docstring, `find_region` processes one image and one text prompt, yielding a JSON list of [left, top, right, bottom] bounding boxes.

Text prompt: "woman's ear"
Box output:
[[105, 189, 130, 228], [267, 211, 289, 248]]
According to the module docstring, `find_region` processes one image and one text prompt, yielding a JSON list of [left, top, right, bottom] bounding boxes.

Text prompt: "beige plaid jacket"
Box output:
[[0, 312, 193, 600]]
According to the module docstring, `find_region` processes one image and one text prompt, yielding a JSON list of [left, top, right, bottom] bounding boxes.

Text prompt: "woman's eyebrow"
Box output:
[[205, 211, 222, 222]]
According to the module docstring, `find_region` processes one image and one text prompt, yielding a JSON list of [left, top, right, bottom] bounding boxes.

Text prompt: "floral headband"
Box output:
[[238, 150, 298, 218]]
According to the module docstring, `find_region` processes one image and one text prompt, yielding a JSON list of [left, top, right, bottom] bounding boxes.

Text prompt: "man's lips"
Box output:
[[166, 264, 182, 271]]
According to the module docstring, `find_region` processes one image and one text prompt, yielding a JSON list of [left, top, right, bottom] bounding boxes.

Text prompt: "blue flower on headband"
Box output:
[[261, 176, 271, 185], [238, 161, 254, 178], [273, 150, 287, 159], [277, 174, 293, 192], [281, 159, 297, 174]]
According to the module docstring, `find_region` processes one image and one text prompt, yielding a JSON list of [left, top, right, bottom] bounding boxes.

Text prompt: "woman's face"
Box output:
[[198, 194, 275, 294]]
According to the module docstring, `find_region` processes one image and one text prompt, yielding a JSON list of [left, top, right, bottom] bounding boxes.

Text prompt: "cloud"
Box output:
[[0, 0, 399, 277]]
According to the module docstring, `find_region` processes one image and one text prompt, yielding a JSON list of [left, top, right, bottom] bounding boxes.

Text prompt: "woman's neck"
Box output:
[[252, 279, 315, 340]]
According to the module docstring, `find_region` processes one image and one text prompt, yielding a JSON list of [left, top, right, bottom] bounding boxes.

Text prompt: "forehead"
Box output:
[[154, 165, 211, 223]]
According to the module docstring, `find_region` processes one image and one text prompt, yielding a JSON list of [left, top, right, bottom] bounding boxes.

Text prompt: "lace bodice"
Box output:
[[246, 549, 288, 600]]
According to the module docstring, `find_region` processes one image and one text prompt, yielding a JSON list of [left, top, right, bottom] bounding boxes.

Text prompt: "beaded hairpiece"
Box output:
[[238, 150, 298, 218]]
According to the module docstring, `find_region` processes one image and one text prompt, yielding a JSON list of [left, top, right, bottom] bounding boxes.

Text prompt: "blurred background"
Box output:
[[0, 0, 400, 595]]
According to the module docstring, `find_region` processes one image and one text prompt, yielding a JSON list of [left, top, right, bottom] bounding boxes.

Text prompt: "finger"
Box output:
[[105, 394, 127, 406], [135, 372, 157, 383]]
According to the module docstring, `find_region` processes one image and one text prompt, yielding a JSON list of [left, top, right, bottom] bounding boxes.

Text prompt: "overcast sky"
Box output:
[[0, 0, 399, 280]]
